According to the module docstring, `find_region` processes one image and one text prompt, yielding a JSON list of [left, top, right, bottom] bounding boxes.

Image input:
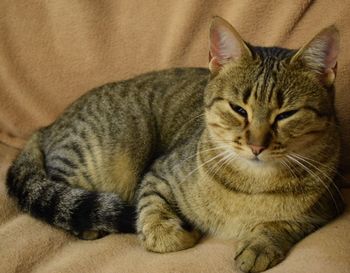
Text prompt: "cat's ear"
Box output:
[[291, 26, 339, 86], [209, 16, 252, 74]]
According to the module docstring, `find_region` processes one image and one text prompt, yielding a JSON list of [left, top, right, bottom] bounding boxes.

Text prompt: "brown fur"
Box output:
[[6, 17, 344, 272]]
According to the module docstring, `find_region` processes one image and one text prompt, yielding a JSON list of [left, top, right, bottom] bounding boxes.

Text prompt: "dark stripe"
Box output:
[[45, 133, 69, 151], [137, 201, 153, 213], [267, 79, 276, 103], [6, 165, 17, 196], [138, 193, 193, 233], [78, 127, 103, 153], [30, 184, 62, 224], [139, 190, 172, 207], [176, 209, 195, 232], [83, 139, 101, 182], [151, 172, 171, 187], [49, 173, 68, 183], [81, 171, 96, 189], [50, 156, 78, 169], [70, 192, 99, 232], [254, 65, 265, 82], [276, 89, 284, 108], [47, 166, 74, 178], [62, 143, 85, 164], [75, 112, 99, 138], [242, 88, 252, 104], [253, 80, 260, 100], [161, 79, 190, 116], [114, 205, 136, 233]]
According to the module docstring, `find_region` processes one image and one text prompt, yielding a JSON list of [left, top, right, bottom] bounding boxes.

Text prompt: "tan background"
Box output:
[[0, 1, 350, 272]]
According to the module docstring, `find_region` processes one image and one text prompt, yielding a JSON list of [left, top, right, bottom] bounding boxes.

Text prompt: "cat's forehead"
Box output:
[[235, 46, 297, 107], [214, 45, 321, 109], [238, 46, 310, 108], [251, 45, 296, 60]]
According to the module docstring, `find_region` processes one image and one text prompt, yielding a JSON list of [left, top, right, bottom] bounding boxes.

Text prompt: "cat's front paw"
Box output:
[[234, 239, 285, 273], [139, 220, 201, 253]]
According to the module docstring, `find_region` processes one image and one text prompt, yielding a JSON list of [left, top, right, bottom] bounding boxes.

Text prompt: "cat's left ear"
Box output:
[[291, 26, 339, 86], [209, 16, 252, 75]]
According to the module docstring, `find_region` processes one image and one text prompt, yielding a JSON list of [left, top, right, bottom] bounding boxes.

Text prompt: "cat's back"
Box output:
[[43, 67, 210, 143], [39, 67, 210, 193]]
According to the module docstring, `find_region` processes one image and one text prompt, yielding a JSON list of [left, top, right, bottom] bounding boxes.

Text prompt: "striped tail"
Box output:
[[6, 132, 136, 238]]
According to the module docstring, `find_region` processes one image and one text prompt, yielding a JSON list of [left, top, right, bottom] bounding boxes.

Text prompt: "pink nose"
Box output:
[[249, 145, 266, 156]]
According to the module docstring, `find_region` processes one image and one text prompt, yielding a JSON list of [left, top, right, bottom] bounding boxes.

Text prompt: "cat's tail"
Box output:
[[6, 132, 136, 238]]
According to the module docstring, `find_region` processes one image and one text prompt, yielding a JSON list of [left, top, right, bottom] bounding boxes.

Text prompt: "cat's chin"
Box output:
[[246, 157, 275, 166], [234, 152, 282, 170]]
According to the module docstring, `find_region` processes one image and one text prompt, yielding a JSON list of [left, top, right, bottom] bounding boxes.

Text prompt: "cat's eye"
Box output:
[[230, 104, 247, 118], [275, 110, 298, 121]]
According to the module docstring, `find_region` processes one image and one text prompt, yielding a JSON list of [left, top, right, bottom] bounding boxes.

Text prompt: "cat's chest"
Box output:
[[180, 174, 316, 239]]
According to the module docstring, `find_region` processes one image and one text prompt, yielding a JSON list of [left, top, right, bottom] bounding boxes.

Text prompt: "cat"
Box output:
[[6, 16, 344, 272]]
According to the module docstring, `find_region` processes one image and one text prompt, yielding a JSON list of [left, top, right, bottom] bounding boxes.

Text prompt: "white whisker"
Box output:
[[290, 152, 344, 203], [172, 145, 227, 172], [180, 150, 230, 183], [280, 158, 298, 181], [179, 113, 205, 130], [287, 155, 340, 213], [208, 151, 234, 178]]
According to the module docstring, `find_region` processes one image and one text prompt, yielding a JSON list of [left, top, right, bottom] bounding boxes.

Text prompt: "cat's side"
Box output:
[[6, 16, 344, 273]]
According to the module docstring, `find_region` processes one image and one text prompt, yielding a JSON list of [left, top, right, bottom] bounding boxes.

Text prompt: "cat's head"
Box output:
[[204, 16, 339, 168]]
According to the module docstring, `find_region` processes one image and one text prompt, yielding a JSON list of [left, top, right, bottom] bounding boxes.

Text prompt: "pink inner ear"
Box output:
[[300, 27, 340, 86], [303, 27, 339, 75], [324, 36, 338, 71], [209, 23, 242, 67]]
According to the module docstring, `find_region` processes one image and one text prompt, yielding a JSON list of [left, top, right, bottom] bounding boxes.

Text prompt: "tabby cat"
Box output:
[[6, 16, 344, 272]]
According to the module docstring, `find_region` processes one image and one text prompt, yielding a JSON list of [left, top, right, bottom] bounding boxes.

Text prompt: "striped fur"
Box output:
[[6, 17, 344, 272], [6, 132, 136, 237]]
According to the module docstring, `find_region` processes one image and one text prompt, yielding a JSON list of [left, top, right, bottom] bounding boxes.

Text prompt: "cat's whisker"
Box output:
[[290, 152, 349, 185], [289, 153, 344, 203], [223, 152, 239, 173], [179, 113, 206, 130], [290, 152, 337, 173], [290, 153, 334, 180], [286, 155, 340, 213], [207, 151, 234, 178], [201, 152, 238, 191], [171, 145, 229, 172], [280, 158, 298, 181], [181, 150, 230, 183]]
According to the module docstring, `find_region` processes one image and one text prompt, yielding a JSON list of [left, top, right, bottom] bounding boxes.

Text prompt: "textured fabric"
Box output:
[[1, 1, 350, 272]]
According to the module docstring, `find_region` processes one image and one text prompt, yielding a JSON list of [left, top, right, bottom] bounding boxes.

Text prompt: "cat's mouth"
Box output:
[[251, 156, 261, 162], [235, 149, 280, 165], [235, 151, 266, 164], [247, 155, 267, 164]]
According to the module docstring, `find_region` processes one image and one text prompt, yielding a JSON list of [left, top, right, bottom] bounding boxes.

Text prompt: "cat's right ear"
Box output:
[[209, 16, 252, 75], [290, 26, 339, 86]]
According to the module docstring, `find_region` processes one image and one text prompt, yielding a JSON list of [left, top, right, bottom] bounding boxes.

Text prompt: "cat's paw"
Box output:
[[234, 239, 285, 273], [139, 219, 201, 253]]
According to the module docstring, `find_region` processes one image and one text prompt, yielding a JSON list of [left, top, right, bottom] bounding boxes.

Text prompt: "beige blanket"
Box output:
[[1, 1, 350, 272]]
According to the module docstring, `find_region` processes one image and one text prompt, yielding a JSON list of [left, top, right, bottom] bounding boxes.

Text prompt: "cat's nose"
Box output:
[[249, 145, 266, 156]]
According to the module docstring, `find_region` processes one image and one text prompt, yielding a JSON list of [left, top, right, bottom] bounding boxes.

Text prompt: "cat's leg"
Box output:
[[136, 172, 201, 253], [234, 221, 316, 273]]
